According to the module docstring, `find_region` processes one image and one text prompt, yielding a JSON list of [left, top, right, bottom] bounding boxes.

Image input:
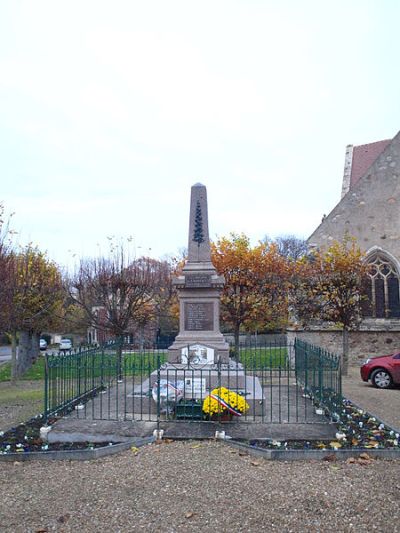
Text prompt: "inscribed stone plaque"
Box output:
[[185, 274, 212, 288], [184, 302, 214, 331]]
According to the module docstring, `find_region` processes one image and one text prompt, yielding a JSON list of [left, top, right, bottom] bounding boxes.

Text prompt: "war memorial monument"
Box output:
[[133, 183, 264, 415]]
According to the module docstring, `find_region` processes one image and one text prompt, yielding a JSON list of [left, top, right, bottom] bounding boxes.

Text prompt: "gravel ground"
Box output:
[[2, 371, 400, 532], [1, 440, 400, 532]]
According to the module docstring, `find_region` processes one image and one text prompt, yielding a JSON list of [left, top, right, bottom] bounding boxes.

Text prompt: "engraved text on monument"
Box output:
[[184, 302, 214, 331]]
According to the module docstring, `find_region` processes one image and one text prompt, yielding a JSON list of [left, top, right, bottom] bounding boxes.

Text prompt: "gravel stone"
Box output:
[[1, 440, 400, 532]]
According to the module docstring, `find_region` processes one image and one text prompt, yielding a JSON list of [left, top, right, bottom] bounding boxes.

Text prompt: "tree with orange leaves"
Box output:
[[211, 233, 291, 355], [293, 237, 367, 374]]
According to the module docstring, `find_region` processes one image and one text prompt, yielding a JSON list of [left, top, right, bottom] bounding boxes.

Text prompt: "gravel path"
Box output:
[[2, 440, 400, 532]]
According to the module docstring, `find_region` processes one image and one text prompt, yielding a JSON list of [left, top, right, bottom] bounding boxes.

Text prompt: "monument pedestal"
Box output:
[[167, 267, 230, 364], [168, 183, 230, 365]]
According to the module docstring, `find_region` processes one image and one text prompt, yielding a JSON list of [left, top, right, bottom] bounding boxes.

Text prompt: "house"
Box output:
[[87, 305, 160, 347], [289, 131, 400, 363]]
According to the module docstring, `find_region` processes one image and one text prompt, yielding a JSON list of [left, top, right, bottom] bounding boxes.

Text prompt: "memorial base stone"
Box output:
[[129, 363, 265, 416]]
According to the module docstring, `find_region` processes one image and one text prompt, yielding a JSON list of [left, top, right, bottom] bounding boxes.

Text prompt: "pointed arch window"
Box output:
[[362, 252, 400, 318]]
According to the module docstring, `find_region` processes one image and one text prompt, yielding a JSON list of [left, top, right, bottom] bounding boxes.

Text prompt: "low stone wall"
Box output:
[[223, 333, 287, 345], [287, 327, 400, 365]]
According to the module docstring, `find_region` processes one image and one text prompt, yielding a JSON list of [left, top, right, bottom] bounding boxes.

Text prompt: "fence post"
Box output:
[[318, 347, 323, 405], [156, 351, 161, 434], [100, 344, 105, 390], [77, 352, 81, 400], [44, 354, 49, 425], [338, 354, 343, 399]]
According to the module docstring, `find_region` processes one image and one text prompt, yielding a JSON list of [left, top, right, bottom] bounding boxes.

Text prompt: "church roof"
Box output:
[[308, 130, 400, 248], [350, 138, 391, 189]]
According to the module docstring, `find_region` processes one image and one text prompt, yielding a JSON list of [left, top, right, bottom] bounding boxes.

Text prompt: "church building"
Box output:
[[291, 131, 400, 363]]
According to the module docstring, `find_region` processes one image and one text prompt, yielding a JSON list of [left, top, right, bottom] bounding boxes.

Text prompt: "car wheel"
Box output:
[[371, 368, 393, 389]]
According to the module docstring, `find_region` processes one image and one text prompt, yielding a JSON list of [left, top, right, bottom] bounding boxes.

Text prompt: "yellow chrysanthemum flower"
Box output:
[[202, 387, 249, 416]]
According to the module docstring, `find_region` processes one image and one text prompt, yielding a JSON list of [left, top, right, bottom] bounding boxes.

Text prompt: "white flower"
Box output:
[[378, 423, 385, 430], [0, 431, 4, 437], [272, 440, 281, 447], [336, 432, 346, 440], [359, 422, 363, 428]]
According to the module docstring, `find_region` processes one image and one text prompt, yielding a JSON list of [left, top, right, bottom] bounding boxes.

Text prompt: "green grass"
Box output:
[[0, 382, 44, 429], [0, 387, 43, 403], [0, 350, 169, 383], [0, 357, 46, 382], [0, 347, 286, 384], [238, 347, 288, 368]]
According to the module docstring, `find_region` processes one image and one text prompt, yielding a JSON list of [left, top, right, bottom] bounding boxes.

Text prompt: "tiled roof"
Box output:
[[350, 139, 391, 188]]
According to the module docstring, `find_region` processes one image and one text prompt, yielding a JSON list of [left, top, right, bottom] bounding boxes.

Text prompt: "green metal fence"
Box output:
[[294, 338, 342, 416], [44, 338, 342, 425]]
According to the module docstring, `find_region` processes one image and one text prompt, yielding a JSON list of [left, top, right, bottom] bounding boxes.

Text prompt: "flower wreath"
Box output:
[[202, 387, 249, 417]]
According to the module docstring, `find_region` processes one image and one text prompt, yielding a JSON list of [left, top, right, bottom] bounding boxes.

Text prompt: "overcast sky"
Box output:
[[1, 1, 399, 268]]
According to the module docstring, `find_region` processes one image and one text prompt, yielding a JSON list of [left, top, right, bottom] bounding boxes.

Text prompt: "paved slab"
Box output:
[[48, 417, 336, 443]]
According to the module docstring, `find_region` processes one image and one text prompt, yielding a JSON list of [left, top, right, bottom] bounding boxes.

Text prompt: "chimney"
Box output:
[[341, 144, 354, 198]]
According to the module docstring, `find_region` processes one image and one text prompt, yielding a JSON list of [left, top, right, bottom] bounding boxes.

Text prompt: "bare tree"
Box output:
[[263, 234, 308, 261], [69, 244, 173, 378], [274, 235, 308, 261]]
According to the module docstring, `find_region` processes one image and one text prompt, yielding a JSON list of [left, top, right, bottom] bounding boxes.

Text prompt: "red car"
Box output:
[[360, 352, 400, 388]]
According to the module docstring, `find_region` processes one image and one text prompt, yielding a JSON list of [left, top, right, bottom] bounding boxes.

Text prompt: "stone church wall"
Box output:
[[287, 325, 400, 365]]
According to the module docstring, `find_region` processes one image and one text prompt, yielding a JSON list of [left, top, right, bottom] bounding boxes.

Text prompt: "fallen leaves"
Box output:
[[323, 454, 337, 462], [346, 453, 374, 466]]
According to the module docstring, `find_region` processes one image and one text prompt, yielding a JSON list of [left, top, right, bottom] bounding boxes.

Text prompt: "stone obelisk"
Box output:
[[168, 183, 230, 364]]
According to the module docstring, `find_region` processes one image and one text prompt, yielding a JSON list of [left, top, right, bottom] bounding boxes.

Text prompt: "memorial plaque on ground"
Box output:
[[184, 377, 206, 396], [184, 302, 214, 331], [185, 274, 211, 288]]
